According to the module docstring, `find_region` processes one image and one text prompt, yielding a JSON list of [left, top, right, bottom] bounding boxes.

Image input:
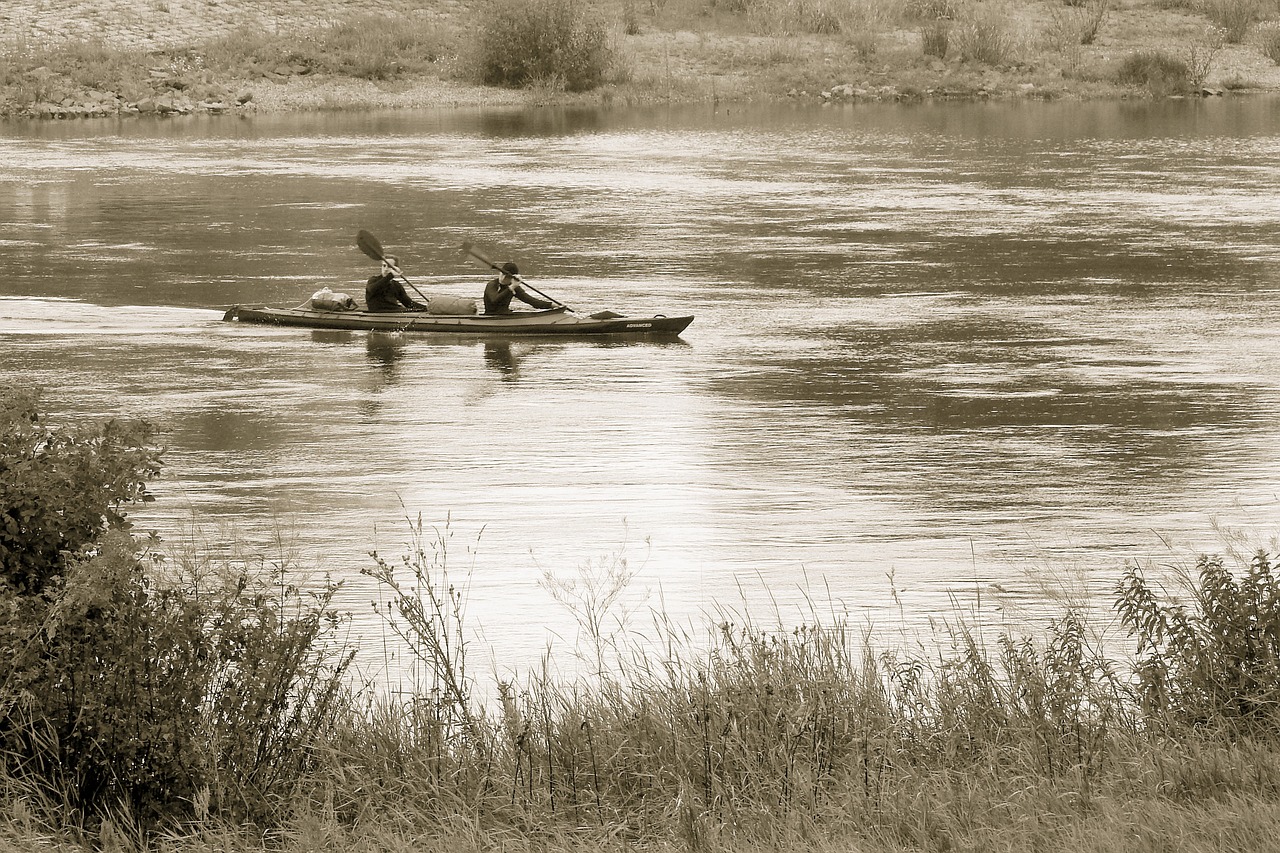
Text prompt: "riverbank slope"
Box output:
[[2, 0, 1279, 116]]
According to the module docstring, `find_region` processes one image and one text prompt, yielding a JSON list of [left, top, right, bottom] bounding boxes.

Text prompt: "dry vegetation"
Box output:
[[2, 0, 1280, 116]]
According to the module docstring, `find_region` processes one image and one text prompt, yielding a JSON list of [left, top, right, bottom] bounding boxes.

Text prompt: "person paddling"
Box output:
[[483, 262, 555, 315], [366, 255, 428, 312]]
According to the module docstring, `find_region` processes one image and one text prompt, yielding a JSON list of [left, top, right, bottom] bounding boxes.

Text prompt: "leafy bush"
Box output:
[[1, 532, 209, 826], [1113, 49, 1192, 95], [476, 0, 614, 91], [0, 389, 352, 832], [1, 386, 159, 595], [1116, 553, 1280, 728]]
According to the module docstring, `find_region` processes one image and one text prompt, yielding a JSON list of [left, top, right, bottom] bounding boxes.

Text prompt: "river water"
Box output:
[[3, 98, 1279, 683]]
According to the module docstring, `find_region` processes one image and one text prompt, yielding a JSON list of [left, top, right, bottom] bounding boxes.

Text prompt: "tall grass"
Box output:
[[201, 13, 448, 80], [9, 544, 1280, 851], [278, 542, 1279, 852]]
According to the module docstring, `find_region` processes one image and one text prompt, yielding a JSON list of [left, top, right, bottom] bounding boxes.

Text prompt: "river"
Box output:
[[3, 97, 1279, 685]]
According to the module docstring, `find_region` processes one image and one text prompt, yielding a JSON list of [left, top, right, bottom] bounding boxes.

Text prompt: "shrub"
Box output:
[[1185, 28, 1224, 87], [0, 386, 159, 595], [1077, 0, 1110, 44], [1199, 0, 1258, 43], [0, 532, 209, 827], [1116, 553, 1280, 728], [951, 2, 1018, 65], [476, 0, 614, 92], [0, 389, 352, 832], [922, 20, 950, 57], [186, 554, 353, 826], [1259, 22, 1280, 64], [1114, 49, 1192, 95]]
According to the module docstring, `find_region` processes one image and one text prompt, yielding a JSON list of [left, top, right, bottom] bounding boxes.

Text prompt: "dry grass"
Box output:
[[49, 543, 1262, 853]]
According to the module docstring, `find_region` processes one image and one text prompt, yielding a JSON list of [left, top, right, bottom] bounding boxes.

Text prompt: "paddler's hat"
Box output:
[[501, 261, 519, 276]]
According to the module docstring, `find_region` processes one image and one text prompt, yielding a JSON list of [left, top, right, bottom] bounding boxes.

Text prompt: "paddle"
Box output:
[[460, 241, 569, 311], [356, 230, 432, 305]]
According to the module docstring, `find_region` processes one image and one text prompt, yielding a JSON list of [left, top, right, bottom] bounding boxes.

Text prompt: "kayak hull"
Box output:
[[222, 305, 693, 336]]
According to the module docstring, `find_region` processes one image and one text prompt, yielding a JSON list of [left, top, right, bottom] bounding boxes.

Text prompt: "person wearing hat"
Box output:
[[483, 261, 555, 315], [366, 255, 428, 312]]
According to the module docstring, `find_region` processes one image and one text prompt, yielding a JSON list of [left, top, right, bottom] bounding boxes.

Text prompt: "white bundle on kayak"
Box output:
[[310, 287, 357, 311], [427, 295, 478, 315]]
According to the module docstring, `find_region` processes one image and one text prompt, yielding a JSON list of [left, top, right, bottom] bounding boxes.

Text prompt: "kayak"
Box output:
[[222, 305, 694, 336]]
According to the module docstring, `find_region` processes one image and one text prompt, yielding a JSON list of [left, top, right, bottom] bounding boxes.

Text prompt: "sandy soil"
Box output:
[[0, 0, 460, 51]]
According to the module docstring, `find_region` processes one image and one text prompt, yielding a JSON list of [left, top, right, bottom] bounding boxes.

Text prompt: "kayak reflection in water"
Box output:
[[366, 255, 428, 312], [482, 262, 554, 314], [367, 333, 406, 380], [483, 341, 519, 381]]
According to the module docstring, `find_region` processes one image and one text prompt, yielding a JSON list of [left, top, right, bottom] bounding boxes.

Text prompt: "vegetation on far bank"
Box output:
[[5, 387, 1280, 853], [3, 0, 1280, 118]]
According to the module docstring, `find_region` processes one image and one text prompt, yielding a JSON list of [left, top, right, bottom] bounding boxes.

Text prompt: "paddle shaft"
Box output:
[[356, 230, 432, 305], [461, 242, 567, 310]]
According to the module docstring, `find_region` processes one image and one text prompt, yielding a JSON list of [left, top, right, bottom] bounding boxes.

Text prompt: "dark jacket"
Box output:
[[483, 278, 554, 314], [366, 273, 427, 312]]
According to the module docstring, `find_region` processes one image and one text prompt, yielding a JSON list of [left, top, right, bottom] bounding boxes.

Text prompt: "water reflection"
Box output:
[[3, 99, 1280, 674], [483, 341, 519, 380], [366, 332, 407, 380]]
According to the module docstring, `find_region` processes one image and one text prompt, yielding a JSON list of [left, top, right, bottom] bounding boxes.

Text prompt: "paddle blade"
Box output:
[[461, 241, 499, 270], [357, 230, 385, 261]]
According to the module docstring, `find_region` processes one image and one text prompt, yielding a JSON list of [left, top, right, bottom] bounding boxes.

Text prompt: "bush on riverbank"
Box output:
[[1114, 49, 1194, 95], [5, 394, 1280, 851], [475, 0, 617, 91], [0, 388, 352, 833]]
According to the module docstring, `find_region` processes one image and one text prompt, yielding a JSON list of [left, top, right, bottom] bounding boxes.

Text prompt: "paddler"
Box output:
[[366, 255, 428, 312], [482, 262, 556, 315]]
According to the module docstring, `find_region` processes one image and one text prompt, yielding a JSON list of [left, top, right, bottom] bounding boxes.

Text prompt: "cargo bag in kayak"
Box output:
[[310, 287, 358, 311], [427, 295, 478, 315]]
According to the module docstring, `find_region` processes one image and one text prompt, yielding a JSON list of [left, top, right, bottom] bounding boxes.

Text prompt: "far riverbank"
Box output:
[[3, 0, 1280, 119]]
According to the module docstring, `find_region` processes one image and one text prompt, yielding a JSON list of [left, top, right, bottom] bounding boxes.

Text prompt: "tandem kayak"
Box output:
[[222, 305, 694, 337]]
